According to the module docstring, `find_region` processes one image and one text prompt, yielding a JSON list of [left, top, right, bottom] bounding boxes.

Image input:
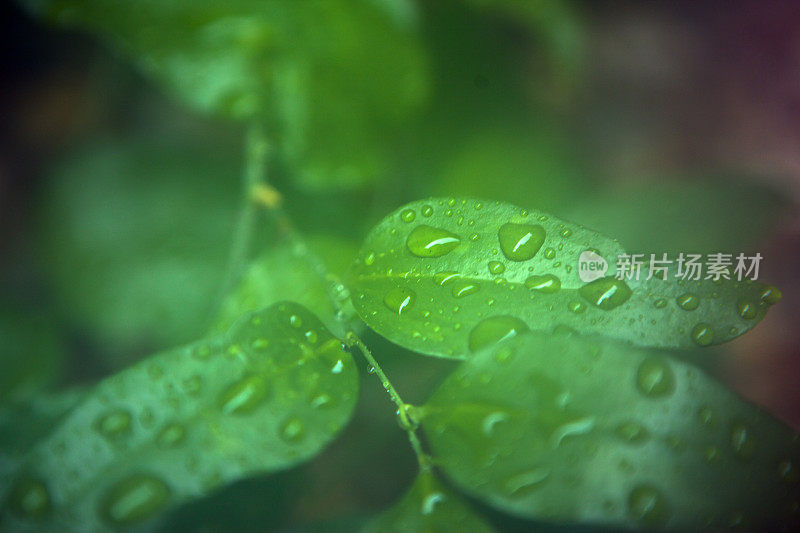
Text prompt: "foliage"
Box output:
[[3, 0, 797, 531]]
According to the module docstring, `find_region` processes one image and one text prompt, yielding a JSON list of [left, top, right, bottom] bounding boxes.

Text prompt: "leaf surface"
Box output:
[[2, 302, 358, 530], [347, 198, 778, 358], [421, 332, 800, 530], [364, 471, 495, 533]]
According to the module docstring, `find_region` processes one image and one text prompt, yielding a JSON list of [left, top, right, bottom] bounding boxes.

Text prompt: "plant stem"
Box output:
[[345, 332, 432, 471], [231, 124, 432, 472], [218, 122, 270, 305]]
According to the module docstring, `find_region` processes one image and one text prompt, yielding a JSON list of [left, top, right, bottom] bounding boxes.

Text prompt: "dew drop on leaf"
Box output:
[[524, 274, 561, 293], [99, 474, 171, 526], [156, 424, 186, 448], [676, 293, 700, 311], [279, 418, 305, 443], [760, 285, 782, 305], [653, 298, 667, 309], [579, 277, 632, 310], [468, 316, 529, 353], [487, 260, 505, 275], [406, 225, 461, 258], [383, 287, 416, 315], [737, 299, 758, 320], [615, 422, 649, 444], [628, 485, 668, 525], [730, 422, 756, 460], [7, 478, 51, 519], [451, 280, 479, 299], [636, 358, 676, 398], [691, 323, 715, 346], [218, 375, 269, 415], [94, 410, 132, 440], [497, 223, 546, 262], [504, 467, 550, 496], [400, 209, 416, 223]]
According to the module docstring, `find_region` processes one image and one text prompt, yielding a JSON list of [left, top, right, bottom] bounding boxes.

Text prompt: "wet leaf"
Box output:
[[365, 471, 495, 533], [421, 332, 800, 530], [347, 198, 778, 359], [214, 238, 358, 338], [1, 302, 358, 530]]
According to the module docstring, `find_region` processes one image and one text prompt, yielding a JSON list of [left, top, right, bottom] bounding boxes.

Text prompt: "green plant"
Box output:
[[3, 1, 798, 531]]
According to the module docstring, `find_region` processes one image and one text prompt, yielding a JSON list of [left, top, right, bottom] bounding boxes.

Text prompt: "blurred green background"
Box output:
[[1, 0, 799, 530]]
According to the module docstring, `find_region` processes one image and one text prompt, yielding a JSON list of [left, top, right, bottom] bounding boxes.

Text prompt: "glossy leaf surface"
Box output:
[[347, 198, 778, 358], [2, 303, 358, 530], [421, 332, 800, 530]]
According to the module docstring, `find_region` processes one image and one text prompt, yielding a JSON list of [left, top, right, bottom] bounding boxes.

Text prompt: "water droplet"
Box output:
[[400, 209, 416, 223], [560, 228, 572, 238], [305, 330, 318, 343], [468, 316, 529, 352], [219, 375, 269, 415], [628, 485, 668, 525], [730, 422, 755, 460], [421, 491, 446, 515], [433, 271, 460, 286], [498, 223, 546, 261], [616, 422, 649, 444], [504, 467, 550, 495], [779, 460, 797, 483], [737, 299, 757, 320], [100, 474, 171, 526], [157, 424, 186, 448], [760, 285, 782, 305], [568, 301, 586, 314], [543, 247, 556, 259], [676, 293, 700, 311], [406, 225, 461, 258], [396, 404, 419, 431], [698, 406, 714, 426], [488, 261, 505, 275], [364, 252, 376, 266], [451, 280, 479, 298], [280, 417, 305, 443], [7, 478, 50, 519], [482, 411, 509, 436], [691, 323, 714, 346], [653, 298, 667, 309], [95, 410, 132, 440], [250, 337, 269, 350], [579, 277, 632, 310], [383, 287, 416, 315], [421, 205, 434, 217], [636, 357, 675, 398], [182, 375, 202, 395], [331, 359, 344, 374], [525, 274, 561, 293], [289, 315, 302, 328]]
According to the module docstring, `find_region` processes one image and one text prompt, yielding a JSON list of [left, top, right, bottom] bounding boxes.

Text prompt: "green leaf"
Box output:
[[2, 302, 358, 530], [421, 332, 800, 530], [214, 238, 358, 338], [347, 198, 779, 358], [38, 139, 239, 355], [364, 471, 495, 532], [25, 1, 426, 120]]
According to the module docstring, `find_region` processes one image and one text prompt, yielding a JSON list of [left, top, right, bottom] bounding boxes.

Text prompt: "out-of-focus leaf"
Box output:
[[215, 237, 359, 338], [38, 139, 239, 354], [347, 198, 778, 359], [0, 388, 86, 483], [563, 179, 792, 254], [1, 302, 358, 530], [365, 470, 495, 532], [0, 307, 62, 403], [24, 0, 428, 190], [422, 332, 800, 530]]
